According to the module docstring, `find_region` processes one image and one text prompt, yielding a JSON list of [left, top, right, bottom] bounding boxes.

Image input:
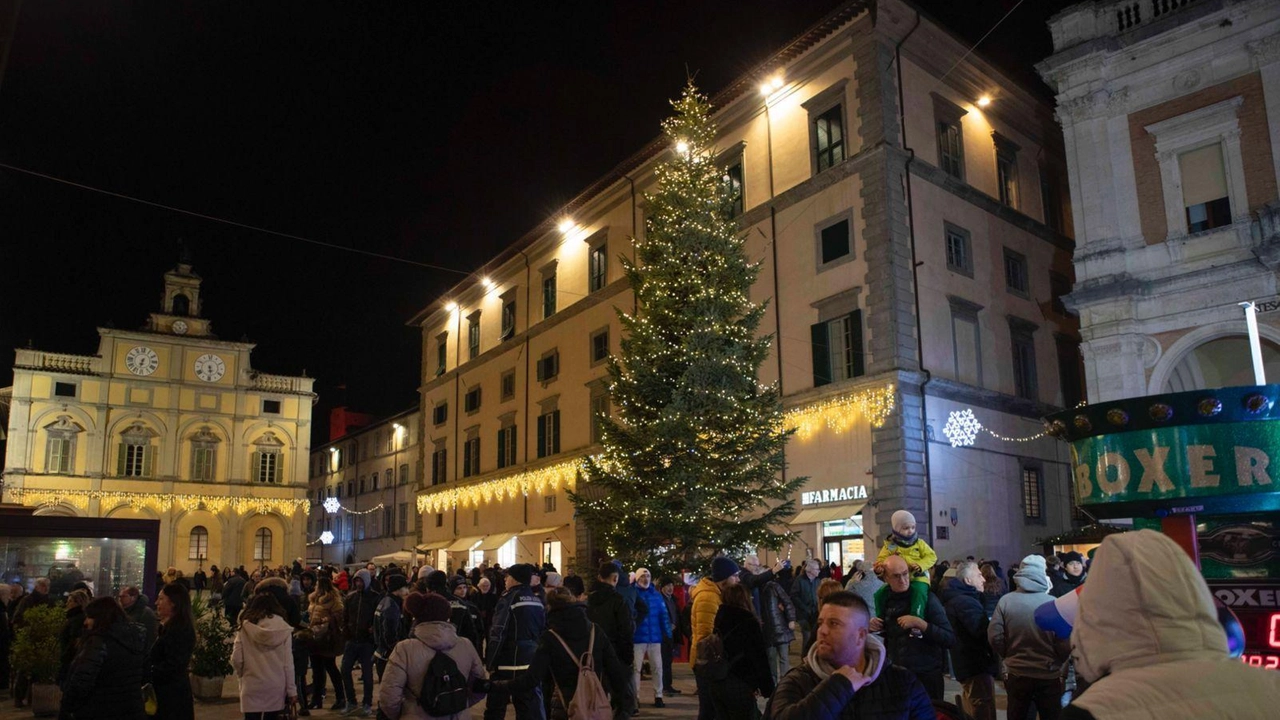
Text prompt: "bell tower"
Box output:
[[147, 243, 214, 336]]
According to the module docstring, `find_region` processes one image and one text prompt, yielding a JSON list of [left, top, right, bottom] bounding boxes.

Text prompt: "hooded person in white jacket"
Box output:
[[232, 593, 298, 718], [1063, 530, 1280, 720]]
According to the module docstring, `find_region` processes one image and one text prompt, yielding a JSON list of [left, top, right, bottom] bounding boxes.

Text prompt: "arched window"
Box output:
[[252, 432, 284, 484], [253, 527, 272, 561], [189, 526, 209, 561], [172, 293, 190, 316]]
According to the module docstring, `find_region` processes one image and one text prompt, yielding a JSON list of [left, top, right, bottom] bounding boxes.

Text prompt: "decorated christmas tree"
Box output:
[[572, 83, 805, 578]]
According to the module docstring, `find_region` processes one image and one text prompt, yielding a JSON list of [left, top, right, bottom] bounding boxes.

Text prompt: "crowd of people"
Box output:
[[2, 517, 1278, 720]]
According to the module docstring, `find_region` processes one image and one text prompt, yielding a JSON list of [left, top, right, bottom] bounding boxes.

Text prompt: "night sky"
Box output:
[[0, 1, 1066, 443]]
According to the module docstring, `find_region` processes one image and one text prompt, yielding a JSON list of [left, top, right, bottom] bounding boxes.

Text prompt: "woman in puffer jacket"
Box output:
[[378, 592, 488, 720], [60, 597, 147, 720], [232, 593, 297, 719], [307, 575, 346, 710]]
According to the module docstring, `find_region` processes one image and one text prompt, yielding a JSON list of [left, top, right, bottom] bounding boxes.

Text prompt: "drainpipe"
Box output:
[[763, 97, 787, 484], [891, 10, 933, 538], [624, 174, 639, 315], [518, 249, 532, 463]]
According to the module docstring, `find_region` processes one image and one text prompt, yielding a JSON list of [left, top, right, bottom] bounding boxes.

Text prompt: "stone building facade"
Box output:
[[1038, 0, 1280, 402], [413, 0, 1082, 574], [1, 262, 314, 573]]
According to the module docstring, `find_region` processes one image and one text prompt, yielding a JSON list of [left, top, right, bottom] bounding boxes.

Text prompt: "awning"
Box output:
[[415, 540, 453, 552], [476, 533, 516, 551], [518, 524, 568, 537], [789, 502, 867, 525], [446, 535, 484, 552]]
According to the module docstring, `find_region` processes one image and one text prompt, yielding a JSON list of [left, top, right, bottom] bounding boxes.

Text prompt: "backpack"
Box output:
[[416, 639, 469, 717], [547, 626, 611, 720], [694, 631, 729, 680]]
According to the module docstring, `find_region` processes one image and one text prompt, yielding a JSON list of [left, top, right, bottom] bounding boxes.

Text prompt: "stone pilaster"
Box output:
[[870, 372, 929, 541]]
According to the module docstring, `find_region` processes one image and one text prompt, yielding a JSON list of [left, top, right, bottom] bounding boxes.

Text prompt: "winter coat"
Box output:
[[148, 622, 196, 720], [308, 590, 346, 657], [790, 574, 821, 626], [661, 591, 683, 645], [875, 533, 937, 576], [222, 575, 247, 609], [878, 586, 955, 677], [448, 595, 482, 651], [503, 603, 634, 719], [763, 634, 933, 720], [124, 598, 158, 655], [939, 578, 998, 681], [760, 581, 797, 646], [1050, 569, 1086, 598], [987, 565, 1069, 680], [374, 594, 407, 660], [1062, 530, 1280, 720], [60, 621, 148, 720], [12, 590, 54, 627], [711, 603, 774, 697], [486, 583, 545, 672], [343, 587, 380, 644], [845, 572, 885, 615], [377, 621, 487, 720], [57, 605, 87, 684], [688, 577, 722, 667], [632, 583, 669, 645], [587, 581, 636, 663], [232, 614, 297, 712]]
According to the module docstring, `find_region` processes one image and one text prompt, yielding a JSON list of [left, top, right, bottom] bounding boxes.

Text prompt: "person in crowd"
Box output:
[[475, 576, 499, 643], [425, 570, 481, 651], [873, 511, 938, 625], [611, 561, 642, 626], [193, 567, 207, 593], [817, 579, 844, 606], [690, 557, 739, 720], [759, 568, 797, 688], [60, 597, 147, 720], [252, 577, 309, 716], [978, 563, 1004, 617], [232, 593, 297, 720], [149, 582, 196, 720], [631, 567, 669, 708], [738, 555, 785, 613], [57, 589, 92, 686], [988, 554, 1070, 720], [789, 559, 821, 655], [222, 570, 247, 622], [870, 555, 955, 700], [1045, 555, 1064, 586], [1051, 551, 1087, 598], [544, 572, 562, 589], [118, 585, 159, 653], [843, 559, 884, 617], [339, 569, 379, 716], [657, 577, 684, 696], [703, 583, 773, 719], [374, 574, 412, 680], [484, 563, 545, 720], [764, 591, 932, 720], [378, 592, 488, 720], [561, 575, 586, 603], [588, 562, 636, 715], [491, 586, 631, 720], [12, 577, 53, 626], [8, 581, 27, 618], [941, 561, 998, 720], [1062, 531, 1280, 719], [307, 575, 347, 711], [449, 576, 484, 655], [336, 568, 350, 592]]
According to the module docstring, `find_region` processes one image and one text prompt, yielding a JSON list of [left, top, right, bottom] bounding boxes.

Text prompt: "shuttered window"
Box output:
[[811, 310, 864, 387]]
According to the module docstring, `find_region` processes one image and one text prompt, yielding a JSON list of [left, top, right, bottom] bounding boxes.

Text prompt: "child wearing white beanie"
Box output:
[[873, 509, 938, 625]]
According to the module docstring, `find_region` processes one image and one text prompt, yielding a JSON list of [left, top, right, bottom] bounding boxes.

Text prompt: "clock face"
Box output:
[[172, 320, 188, 335], [124, 346, 160, 376], [193, 353, 226, 383]]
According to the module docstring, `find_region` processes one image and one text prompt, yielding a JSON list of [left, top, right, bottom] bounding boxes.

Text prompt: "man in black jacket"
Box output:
[[940, 561, 999, 720], [587, 561, 636, 716], [765, 591, 932, 720], [869, 556, 956, 700], [485, 563, 545, 720], [340, 568, 380, 715]]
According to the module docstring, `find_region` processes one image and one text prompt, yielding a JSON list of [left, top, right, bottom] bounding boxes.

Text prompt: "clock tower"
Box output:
[[146, 257, 213, 337]]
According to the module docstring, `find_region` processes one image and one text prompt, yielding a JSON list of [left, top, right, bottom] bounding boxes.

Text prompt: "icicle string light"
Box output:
[[7, 487, 310, 516]]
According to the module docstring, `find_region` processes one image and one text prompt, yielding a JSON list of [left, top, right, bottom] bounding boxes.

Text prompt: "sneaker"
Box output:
[[664, 687, 682, 695], [655, 698, 666, 708], [357, 705, 373, 717], [330, 699, 347, 711], [340, 702, 359, 715]]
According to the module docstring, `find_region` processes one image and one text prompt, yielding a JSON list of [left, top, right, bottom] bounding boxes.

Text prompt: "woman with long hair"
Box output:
[[979, 563, 1005, 617], [705, 583, 774, 720], [306, 574, 346, 710], [816, 578, 844, 607], [60, 597, 147, 719], [150, 582, 196, 720], [57, 589, 92, 687], [232, 593, 297, 720]]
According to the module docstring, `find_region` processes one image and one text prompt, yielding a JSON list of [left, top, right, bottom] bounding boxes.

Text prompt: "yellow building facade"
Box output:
[[2, 262, 314, 573]]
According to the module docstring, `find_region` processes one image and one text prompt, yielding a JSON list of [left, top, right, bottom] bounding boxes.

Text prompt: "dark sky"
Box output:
[[0, 0, 1065, 443]]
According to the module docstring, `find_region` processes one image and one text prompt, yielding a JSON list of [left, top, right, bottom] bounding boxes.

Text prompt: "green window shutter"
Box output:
[[552, 411, 561, 454], [496, 429, 505, 469], [143, 446, 154, 477], [537, 415, 546, 459], [252, 451, 262, 482], [811, 322, 831, 386], [849, 309, 865, 378], [117, 444, 127, 476]]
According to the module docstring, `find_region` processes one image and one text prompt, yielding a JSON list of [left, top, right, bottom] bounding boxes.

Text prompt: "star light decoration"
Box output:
[[323, 497, 341, 514], [943, 409, 982, 448], [318, 530, 334, 545]]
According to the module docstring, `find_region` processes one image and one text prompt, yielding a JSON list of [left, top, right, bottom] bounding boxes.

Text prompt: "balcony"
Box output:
[[250, 372, 315, 396], [13, 350, 102, 376], [1050, 0, 1208, 52]]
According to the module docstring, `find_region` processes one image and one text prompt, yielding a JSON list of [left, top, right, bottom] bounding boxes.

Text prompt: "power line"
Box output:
[[938, 0, 1028, 83], [0, 161, 470, 276]]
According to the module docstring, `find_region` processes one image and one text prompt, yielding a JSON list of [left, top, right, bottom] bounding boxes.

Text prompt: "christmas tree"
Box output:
[[572, 83, 806, 578]]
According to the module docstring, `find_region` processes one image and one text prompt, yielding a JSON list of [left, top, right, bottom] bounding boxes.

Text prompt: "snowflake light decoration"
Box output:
[[319, 530, 334, 545], [943, 409, 982, 448], [323, 497, 341, 514]]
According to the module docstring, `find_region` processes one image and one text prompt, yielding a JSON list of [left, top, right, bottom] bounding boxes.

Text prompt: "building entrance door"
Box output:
[[821, 516, 865, 573]]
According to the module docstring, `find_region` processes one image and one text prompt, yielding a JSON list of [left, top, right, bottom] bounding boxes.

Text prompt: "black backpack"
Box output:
[[416, 640, 469, 716]]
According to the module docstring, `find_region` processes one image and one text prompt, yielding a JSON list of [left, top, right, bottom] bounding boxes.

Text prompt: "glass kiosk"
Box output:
[[0, 508, 160, 601], [1048, 384, 1280, 669]]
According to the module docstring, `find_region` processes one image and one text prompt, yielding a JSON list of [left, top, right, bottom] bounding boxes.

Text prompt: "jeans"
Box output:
[[340, 641, 375, 708], [309, 655, 342, 702], [660, 637, 676, 690], [484, 669, 545, 720], [765, 643, 791, 687], [960, 674, 997, 720], [1005, 674, 1064, 720], [633, 643, 663, 701]]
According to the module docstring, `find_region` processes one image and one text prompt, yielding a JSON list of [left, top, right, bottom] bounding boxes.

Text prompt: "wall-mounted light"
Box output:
[[976, 96, 992, 108], [675, 140, 690, 155], [445, 301, 458, 313], [481, 277, 495, 291], [328, 447, 338, 454], [759, 74, 784, 96], [557, 218, 575, 234]]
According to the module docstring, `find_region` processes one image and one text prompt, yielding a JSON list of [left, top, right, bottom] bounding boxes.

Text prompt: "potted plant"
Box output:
[[11, 604, 66, 717], [189, 595, 234, 702]]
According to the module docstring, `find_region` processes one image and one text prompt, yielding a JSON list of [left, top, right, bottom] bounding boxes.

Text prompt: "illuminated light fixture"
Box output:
[[323, 497, 341, 514], [943, 409, 982, 448], [393, 422, 402, 431], [557, 218, 575, 234], [444, 301, 458, 313], [328, 447, 337, 453], [481, 277, 495, 291], [759, 74, 784, 96], [319, 531, 334, 545], [976, 95, 992, 108]]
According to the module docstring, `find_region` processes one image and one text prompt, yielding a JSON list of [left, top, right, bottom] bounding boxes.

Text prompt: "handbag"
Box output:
[[141, 683, 158, 716]]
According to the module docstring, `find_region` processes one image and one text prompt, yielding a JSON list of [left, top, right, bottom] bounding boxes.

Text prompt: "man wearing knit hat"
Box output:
[[989, 555, 1071, 720], [339, 569, 380, 716], [484, 563, 545, 720], [1051, 551, 1087, 598]]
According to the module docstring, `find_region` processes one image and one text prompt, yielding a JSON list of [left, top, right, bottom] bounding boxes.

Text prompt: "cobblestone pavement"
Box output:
[[0, 660, 1010, 719]]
